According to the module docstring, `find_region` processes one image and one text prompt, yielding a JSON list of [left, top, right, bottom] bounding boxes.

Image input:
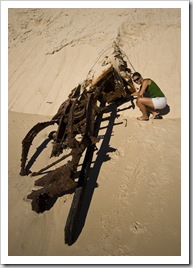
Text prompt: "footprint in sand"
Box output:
[[149, 172, 160, 187], [130, 221, 147, 234]]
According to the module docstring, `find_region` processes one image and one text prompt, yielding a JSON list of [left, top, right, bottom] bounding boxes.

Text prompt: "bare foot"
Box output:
[[137, 116, 149, 121], [151, 112, 159, 119]]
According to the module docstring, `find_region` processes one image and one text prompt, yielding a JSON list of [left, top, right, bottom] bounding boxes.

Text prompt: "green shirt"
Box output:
[[145, 79, 165, 98]]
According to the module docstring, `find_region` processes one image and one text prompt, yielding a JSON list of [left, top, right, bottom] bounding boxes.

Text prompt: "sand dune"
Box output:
[[8, 8, 181, 117], [7, 7, 182, 260]]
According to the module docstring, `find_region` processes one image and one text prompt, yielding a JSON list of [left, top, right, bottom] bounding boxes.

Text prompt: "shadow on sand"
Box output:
[[64, 103, 121, 245], [23, 96, 170, 245]]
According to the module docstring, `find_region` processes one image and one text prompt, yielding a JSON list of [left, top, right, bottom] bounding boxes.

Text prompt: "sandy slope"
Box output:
[[8, 8, 181, 118], [8, 111, 180, 256], [8, 8, 181, 257]]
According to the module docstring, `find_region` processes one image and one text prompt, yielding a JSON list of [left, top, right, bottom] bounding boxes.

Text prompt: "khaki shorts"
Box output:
[[152, 97, 167, 110]]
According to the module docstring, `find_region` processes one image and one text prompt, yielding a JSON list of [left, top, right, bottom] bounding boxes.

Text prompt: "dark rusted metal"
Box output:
[[20, 43, 136, 242], [20, 120, 57, 176], [65, 100, 105, 245]]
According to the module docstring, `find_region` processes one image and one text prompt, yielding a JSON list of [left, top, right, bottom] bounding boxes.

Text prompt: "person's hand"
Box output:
[[130, 92, 139, 97]]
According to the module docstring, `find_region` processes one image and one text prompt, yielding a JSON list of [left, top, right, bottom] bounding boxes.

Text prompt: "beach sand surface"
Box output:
[[8, 8, 181, 257]]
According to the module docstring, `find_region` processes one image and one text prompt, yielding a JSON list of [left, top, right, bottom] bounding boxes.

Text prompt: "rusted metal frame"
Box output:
[[31, 151, 72, 177], [25, 93, 98, 213], [68, 117, 87, 137], [65, 96, 105, 245], [52, 99, 70, 121], [113, 68, 127, 97], [65, 97, 79, 148], [78, 97, 104, 188], [51, 86, 85, 157], [26, 142, 85, 213], [73, 103, 86, 121], [50, 108, 70, 157], [50, 99, 75, 157], [52, 85, 81, 141], [52, 85, 81, 121], [20, 120, 57, 176]]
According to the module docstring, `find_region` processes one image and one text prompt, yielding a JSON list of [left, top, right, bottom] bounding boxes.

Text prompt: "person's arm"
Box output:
[[138, 79, 151, 97]]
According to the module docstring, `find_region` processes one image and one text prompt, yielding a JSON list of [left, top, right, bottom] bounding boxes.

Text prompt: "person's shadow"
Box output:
[[157, 104, 170, 116]]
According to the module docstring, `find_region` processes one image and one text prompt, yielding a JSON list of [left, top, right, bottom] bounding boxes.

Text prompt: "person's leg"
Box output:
[[136, 97, 154, 119], [146, 107, 160, 118], [150, 97, 167, 118]]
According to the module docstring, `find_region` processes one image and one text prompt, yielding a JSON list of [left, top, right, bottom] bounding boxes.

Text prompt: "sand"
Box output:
[[6, 6, 183, 262], [8, 111, 181, 257]]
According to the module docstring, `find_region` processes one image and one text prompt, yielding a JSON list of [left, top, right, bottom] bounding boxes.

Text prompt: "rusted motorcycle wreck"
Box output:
[[20, 43, 136, 245]]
